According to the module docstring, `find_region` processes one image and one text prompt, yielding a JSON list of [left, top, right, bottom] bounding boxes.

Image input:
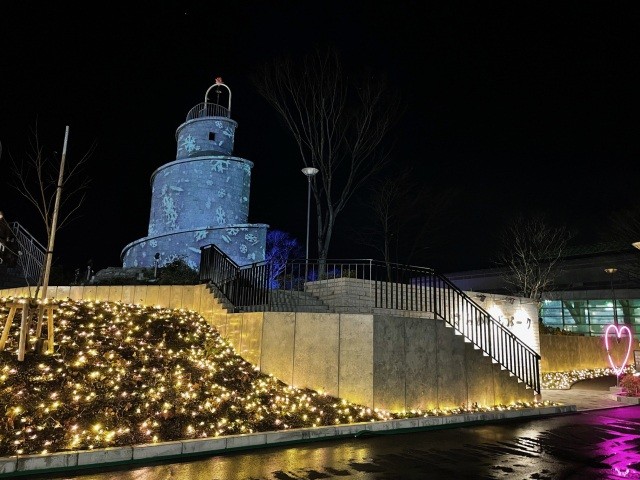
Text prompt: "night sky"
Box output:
[[1, 1, 638, 278]]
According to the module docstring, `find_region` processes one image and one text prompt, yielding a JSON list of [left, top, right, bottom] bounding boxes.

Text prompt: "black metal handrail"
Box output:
[[199, 251, 540, 393], [199, 244, 270, 310], [281, 259, 540, 393], [10, 221, 45, 285]]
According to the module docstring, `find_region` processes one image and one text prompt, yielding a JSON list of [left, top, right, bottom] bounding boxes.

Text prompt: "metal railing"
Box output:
[[199, 244, 270, 309], [10, 222, 45, 285], [185, 102, 230, 122], [199, 251, 541, 393]]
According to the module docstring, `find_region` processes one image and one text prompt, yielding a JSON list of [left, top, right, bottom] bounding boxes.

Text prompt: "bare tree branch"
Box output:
[[351, 167, 460, 266], [5, 122, 93, 294], [253, 46, 402, 263], [496, 213, 574, 302]]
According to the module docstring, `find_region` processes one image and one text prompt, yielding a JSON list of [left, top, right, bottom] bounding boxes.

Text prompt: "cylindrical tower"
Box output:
[[121, 78, 268, 270]]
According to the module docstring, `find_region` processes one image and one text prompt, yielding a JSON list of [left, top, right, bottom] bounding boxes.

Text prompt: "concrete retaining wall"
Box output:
[[306, 279, 541, 355], [0, 284, 226, 326], [0, 285, 534, 410], [219, 310, 534, 410], [540, 334, 633, 372]]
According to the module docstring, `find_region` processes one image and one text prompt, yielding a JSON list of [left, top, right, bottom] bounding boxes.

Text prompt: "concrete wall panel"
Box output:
[[464, 344, 496, 406], [435, 324, 468, 408], [226, 313, 243, 351], [146, 286, 160, 306], [169, 286, 183, 309], [107, 286, 123, 302], [492, 365, 522, 404], [69, 286, 83, 301], [260, 312, 296, 384], [239, 312, 263, 366], [54, 286, 70, 299], [293, 313, 340, 394], [180, 285, 195, 311], [404, 318, 439, 409], [373, 315, 406, 411], [131, 285, 146, 305], [121, 286, 135, 305], [93, 286, 108, 302], [191, 285, 203, 313], [83, 286, 97, 301], [158, 286, 172, 307], [210, 313, 228, 336], [338, 314, 374, 407]]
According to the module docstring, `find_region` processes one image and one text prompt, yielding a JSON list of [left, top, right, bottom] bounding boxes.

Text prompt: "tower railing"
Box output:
[[185, 102, 230, 121]]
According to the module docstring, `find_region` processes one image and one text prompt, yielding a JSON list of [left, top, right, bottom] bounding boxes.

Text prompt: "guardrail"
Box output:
[[199, 244, 270, 308], [10, 222, 45, 285], [185, 102, 230, 122]]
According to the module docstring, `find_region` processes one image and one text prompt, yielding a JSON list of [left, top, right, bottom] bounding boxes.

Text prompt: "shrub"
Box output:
[[539, 324, 582, 336], [158, 258, 199, 285], [620, 374, 640, 397]]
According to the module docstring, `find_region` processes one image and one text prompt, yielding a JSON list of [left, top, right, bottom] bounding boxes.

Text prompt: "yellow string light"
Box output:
[[0, 296, 555, 456]]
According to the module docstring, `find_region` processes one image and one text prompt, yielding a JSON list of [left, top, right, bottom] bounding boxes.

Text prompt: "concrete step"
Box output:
[[267, 289, 332, 312]]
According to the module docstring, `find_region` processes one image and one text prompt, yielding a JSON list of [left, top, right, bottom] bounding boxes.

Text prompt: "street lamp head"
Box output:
[[633, 241, 640, 251], [604, 268, 618, 275], [301, 167, 319, 177]]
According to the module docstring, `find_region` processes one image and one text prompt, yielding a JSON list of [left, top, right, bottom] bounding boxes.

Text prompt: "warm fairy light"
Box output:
[[542, 366, 636, 390], [0, 296, 554, 456]]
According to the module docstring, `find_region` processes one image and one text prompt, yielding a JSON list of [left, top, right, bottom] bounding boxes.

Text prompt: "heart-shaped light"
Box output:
[[604, 324, 633, 376]]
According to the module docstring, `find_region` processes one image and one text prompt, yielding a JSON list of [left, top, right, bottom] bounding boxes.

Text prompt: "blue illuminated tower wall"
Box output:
[[121, 80, 268, 270]]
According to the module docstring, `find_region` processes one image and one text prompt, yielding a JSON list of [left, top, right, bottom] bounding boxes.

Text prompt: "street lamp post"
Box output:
[[301, 167, 319, 280], [605, 267, 618, 325]]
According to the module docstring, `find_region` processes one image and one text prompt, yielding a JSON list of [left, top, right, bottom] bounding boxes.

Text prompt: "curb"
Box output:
[[0, 405, 576, 478]]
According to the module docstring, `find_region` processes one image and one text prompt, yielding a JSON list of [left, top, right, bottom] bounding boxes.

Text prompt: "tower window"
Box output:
[[209, 132, 216, 141]]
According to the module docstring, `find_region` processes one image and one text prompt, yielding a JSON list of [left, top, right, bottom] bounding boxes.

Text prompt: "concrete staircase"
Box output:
[[445, 319, 530, 390], [205, 283, 234, 312], [205, 282, 332, 313], [264, 289, 332, 312]]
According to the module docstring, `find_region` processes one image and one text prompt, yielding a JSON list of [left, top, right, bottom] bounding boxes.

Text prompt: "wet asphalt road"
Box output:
[[42, 404, 640, 480]]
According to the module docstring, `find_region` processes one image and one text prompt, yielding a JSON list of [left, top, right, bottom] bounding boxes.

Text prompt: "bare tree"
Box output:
[[7, 122, 93, 297], [352, 166, 460, 267], [601, 204, 640, 285], [496, 213, 574, 302], [607, 205, 640, 246], [253, 46, 402, 265], [265, 229, 303, 288]]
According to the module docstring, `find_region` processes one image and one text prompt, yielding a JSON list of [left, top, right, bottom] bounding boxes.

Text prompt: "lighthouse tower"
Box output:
[[121, 78, 268, 270]]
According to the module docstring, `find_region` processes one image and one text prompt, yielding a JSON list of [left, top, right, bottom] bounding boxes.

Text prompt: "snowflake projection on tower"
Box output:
[[121, 78, 268, 269]]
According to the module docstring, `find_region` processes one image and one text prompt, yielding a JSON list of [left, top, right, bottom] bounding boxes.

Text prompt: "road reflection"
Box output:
[[594, 408, 640, 479], [44, 406, 640, 480]]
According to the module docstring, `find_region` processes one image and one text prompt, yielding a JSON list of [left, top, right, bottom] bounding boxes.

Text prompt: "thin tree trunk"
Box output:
[[36, 126, 69, 339]]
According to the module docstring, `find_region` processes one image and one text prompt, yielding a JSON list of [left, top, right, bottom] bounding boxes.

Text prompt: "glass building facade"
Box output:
[[540, 298, 640, 340]]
